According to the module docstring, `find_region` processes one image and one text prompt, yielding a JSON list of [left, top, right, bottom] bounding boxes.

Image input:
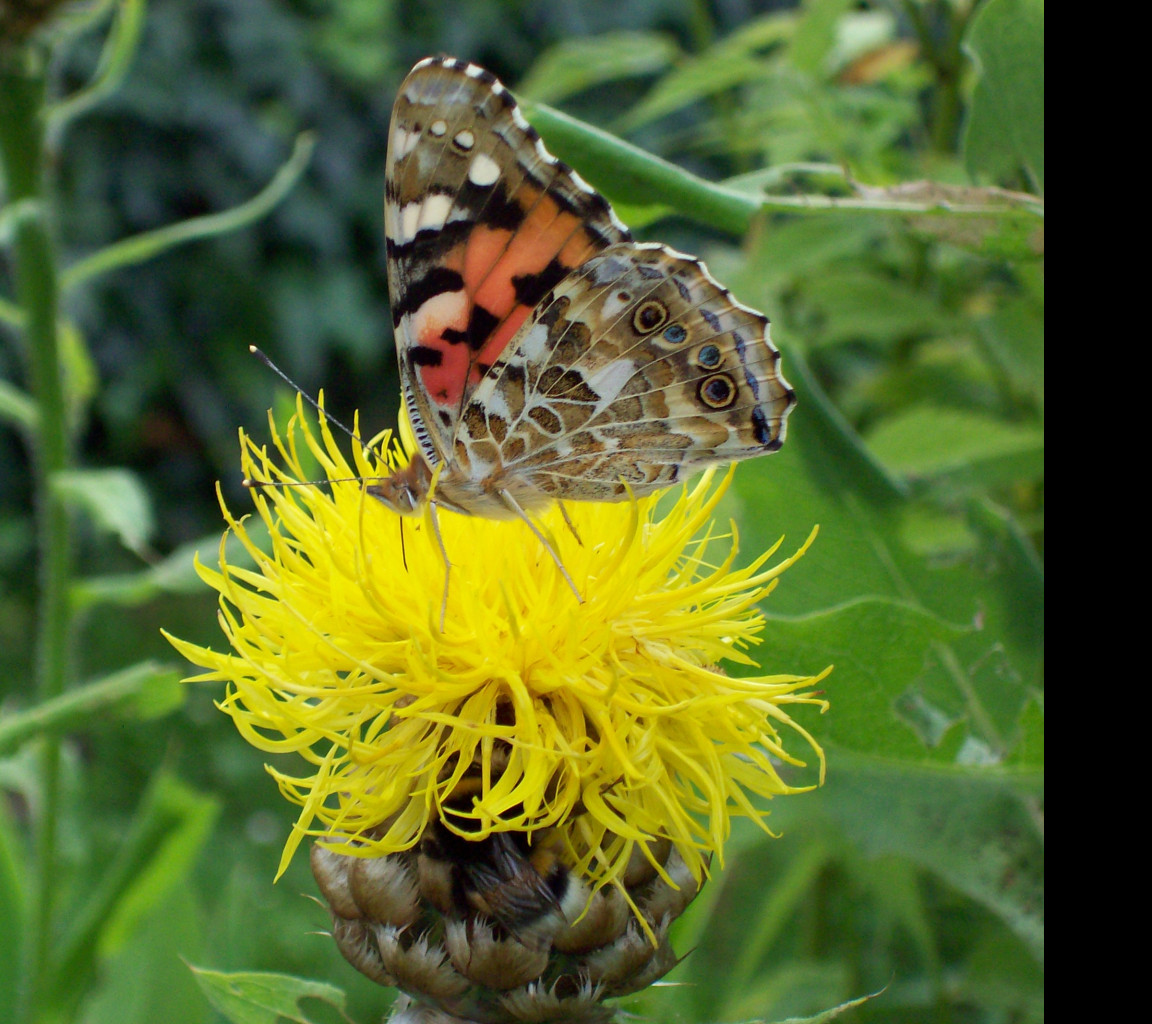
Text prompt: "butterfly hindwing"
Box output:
[[455, 243, 796, 503], [385, 57, 632, 466]]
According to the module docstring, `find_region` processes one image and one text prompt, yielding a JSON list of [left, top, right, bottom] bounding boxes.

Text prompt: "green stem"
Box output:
[[0, 40, 72, 1024]]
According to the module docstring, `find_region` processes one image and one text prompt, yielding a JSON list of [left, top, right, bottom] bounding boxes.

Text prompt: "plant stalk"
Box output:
[[0, 39, 72, 1024]]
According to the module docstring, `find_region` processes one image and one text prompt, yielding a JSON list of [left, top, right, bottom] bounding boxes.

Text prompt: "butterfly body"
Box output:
[[372, 57, 795, 527]]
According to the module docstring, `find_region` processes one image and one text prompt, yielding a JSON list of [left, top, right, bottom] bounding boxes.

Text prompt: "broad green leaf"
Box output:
[[763, 599, 968, 762], [962, 0, 1045, 191], [0, 802, 25, 1024], [802, 754, 1044, 964], [519, 31, 681, 103], [864, 407, 1045, 488], [53, 467, 155, 558], [189, 967, 350, 1024], [729, 352, 1039, 753], [728, 348, 906, 616]]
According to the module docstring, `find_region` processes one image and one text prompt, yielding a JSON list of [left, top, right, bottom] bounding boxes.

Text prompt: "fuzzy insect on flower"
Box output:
[[167, 398, 829, 1015]]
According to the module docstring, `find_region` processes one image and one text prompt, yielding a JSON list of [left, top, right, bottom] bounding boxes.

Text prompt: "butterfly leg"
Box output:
[[496, 490, 583, 604], [428, 500, 452, 631], [556, 500, 583, 548]]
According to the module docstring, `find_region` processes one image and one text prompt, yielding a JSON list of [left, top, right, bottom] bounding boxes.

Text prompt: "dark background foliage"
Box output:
[[1, 1, 1043, 1021]]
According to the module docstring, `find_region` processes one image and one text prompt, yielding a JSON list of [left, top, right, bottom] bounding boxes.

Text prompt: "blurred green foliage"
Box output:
[[1, 1, 1042, 1022]]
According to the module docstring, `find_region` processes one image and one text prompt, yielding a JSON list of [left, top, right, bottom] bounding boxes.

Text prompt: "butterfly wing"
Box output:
[[456, 242, 796, 502], [385, 57, 631, 467]]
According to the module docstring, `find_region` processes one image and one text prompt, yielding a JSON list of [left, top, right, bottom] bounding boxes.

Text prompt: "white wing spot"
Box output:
[[454, 129, 476, 151], [391, 127, 420, 160], [400, 202, 421, 244], [569, 170, 596, 195], [418, 193, 454, 233], [533, 137, 556, 165], [430, 119, 448, 137], [515, 323, 550, 364], [468, 153, 501, 187]]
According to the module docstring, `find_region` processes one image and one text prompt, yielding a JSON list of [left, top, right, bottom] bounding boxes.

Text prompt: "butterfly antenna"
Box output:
[[243, 476, 384, 491], [249, 345, 363, 447]]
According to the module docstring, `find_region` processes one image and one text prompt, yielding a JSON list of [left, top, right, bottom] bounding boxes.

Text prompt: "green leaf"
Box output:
[[768, 988, 884, 1022], [727, 842, 834, 992], [764, 599, 968, 763], [61, 132, 315, 290], [72, 523, 264, 610], [48, 773, 219, 1016], [1005, 695, 1043, 770], [801, 270, 951, 349], [53, 467, 155, 558], [78, 885, 206, 1024], [189, 968, 350, 1024], [611, 15, 794, 133], [962, 0, 1045, 191], [0, 661, 183, 756], [523, 100, 759, 235], [0, 377, 37, 431], [60, 317, 99, 429], [47, 0, 147, 130], [804, 754, 1044, 965], [864, 407, 1044, 488], [518, 31, 682, 103], [977, 293, 1045, 409], [729, 351, 1039, 755], [790, 0, 855, 74], [0, 294, 22, 328]]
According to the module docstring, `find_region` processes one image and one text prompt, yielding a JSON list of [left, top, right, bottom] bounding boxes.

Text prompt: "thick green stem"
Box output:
[[0, 40, 71, 1024]]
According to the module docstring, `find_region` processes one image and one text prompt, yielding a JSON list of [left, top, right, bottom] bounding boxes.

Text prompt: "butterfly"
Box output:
[[369, 57, 795, 606]]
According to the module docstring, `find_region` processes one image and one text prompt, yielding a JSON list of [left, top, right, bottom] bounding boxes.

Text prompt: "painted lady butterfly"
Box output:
[[370, 57, 795, 591]]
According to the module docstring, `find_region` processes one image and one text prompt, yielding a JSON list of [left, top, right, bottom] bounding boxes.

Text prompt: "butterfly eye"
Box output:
[[633, 300, 668, 334], [696, 343, 722, 367], [698, 373, 737, 409], [663, 323, 688, 345]]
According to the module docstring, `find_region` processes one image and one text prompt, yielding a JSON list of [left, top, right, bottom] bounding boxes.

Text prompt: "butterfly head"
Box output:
[[366, 456, 433, 516]]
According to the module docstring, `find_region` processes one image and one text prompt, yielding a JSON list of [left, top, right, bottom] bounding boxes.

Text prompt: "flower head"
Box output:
[[168, 398, 828, 913]]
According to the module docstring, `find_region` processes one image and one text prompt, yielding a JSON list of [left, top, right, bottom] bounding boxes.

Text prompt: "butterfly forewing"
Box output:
[[385, 58, 631, 466]]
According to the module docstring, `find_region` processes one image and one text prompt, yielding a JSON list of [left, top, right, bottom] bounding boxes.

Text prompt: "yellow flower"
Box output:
[[166, 398, 829, 916]]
